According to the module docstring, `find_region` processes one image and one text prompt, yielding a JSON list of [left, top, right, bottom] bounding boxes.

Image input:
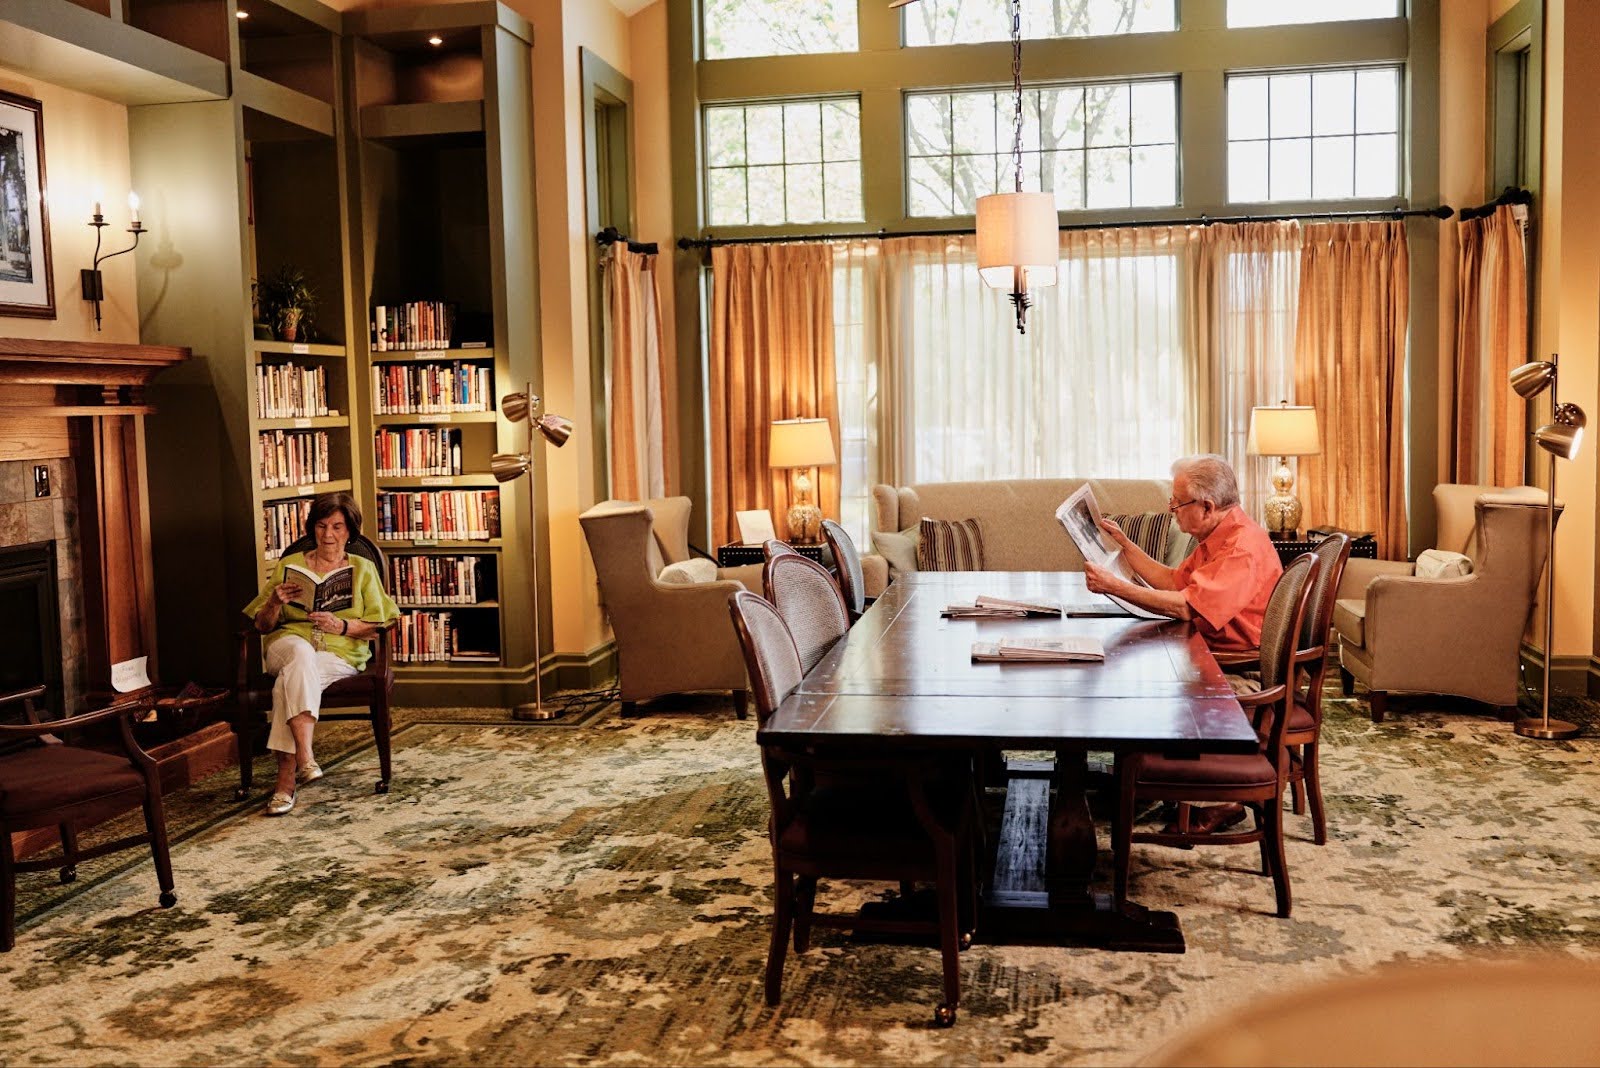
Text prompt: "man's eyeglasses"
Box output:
[[1168, 497, 1204, 512]]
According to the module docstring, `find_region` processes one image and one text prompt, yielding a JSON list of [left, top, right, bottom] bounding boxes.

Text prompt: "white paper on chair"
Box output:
[[736, 509, 777, 545], [111, 656, 152, 693]]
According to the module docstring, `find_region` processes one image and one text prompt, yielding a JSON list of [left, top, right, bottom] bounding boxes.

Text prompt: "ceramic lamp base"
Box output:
[[786, 502, 823, 544], [1262, 457, 1302, 536]]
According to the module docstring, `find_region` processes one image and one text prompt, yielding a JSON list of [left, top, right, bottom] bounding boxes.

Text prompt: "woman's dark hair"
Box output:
[[304, 491, 363, 539]]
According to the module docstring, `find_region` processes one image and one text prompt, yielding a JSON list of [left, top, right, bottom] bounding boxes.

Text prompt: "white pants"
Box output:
[[265, 635, 359, 755]]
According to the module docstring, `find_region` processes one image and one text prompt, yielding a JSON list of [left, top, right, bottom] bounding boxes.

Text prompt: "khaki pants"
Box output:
[[264, 635, 358, 754]]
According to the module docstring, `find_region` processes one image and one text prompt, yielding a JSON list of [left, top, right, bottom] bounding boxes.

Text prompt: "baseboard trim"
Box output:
[[1517, 643, 1594, 697], [392, 643, 618, 707], [549, 642, 618, 693]]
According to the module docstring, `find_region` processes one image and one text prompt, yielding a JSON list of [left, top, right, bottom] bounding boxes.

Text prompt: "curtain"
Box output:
[[1451, 204, 1528, 485], [831, 240, 882, 543], [604, 246, 674, 500], [1293, 221, 1410, 558], [1192, 221, 1303, 519], [708, 242, 840, 546]]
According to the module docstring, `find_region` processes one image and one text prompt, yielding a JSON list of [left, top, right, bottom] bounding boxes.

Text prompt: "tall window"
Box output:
[[905, 79, 1178, 216], [704, 98, 863, 226], [1227, 0, 1397, 29], [1226, 67, 1400, 203], [905, 0, 1174, 46], [702, 0, 857, 59]]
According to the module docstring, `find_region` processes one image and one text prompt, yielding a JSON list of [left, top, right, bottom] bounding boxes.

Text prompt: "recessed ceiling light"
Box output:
[[236, 8, 249, 17], [427, 34, 443, 46]]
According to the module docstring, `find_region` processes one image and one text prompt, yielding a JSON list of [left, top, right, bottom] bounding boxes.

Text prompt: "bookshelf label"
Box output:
[[418, 413, 449, 423], [293, 418, 311, 428], [459, 341, 488, 349], [421, 475, 452, 486], [292, 343, 310, 354], [413, 538, 438, 546], [297, 484, 314, 495]]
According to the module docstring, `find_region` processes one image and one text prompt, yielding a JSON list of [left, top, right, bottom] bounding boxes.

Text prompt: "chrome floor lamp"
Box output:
[[1508, 356, 1586, 741], [492, 386, 573, 721]]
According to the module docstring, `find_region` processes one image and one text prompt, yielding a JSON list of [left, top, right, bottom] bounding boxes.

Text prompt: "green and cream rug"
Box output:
[[4, 694, 1600, 1065]]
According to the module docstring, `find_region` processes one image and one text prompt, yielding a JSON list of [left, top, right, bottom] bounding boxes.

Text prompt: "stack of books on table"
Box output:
[[941, 595, 1062, 619], [971, 637, 1105, 663]]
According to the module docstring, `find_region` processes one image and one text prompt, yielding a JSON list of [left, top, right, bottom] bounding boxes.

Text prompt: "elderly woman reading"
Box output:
[[243, 492, 398, 816]]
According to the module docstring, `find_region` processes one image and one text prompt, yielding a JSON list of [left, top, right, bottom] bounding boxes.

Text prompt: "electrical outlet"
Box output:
[[33, 465, 49, 498]]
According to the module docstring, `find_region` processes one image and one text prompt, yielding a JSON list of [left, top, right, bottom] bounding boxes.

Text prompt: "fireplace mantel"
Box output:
[[0, 336, 191, 394]]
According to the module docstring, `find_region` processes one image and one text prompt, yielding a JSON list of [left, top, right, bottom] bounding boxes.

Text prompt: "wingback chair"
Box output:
[[580, 500, 749, 718], [1333, 484, 1557, 720]]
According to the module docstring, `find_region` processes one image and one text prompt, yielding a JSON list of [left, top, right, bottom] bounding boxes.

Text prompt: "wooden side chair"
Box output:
[[0, 685, 176, 951], [1114, 552, 1321, 918], [763, 552, 850, 676], [235, 531, 397, 798], [820, 519, 867, 619], [728, 590, 975, 1027]]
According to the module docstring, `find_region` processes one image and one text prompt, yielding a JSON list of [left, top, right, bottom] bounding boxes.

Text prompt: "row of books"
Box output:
[[259, 430, 332, 490], [257, 363, 329, 420], [393, 611, 497, 663], [389, 555, 490, 606], [262, 498, 314, 560], [370, 363, 494, 415], [372, 301, 456, 352], [374, 427, 464, 478], [375, 490, 501, 541]]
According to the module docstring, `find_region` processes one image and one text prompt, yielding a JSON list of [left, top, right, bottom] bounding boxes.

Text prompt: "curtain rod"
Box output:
[[1457, 187, 1532, 221], [596, 226, 659, 255], [675, 204, 1454, 250]]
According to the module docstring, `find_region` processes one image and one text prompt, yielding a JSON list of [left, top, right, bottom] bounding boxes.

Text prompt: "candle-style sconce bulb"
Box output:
[[81, 192, 147, 331]]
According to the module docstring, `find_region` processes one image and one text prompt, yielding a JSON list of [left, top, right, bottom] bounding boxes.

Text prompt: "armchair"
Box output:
[[1333, 484, 1557, 720], [580, 500, 749, 718]]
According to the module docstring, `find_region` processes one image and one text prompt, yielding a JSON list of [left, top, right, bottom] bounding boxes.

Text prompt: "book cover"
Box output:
[[282, 563, 354, 614]]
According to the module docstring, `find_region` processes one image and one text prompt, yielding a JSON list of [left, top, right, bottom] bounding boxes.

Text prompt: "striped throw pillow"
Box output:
[[1107, 511, 1173, 563], [917, 517, 986, 571]]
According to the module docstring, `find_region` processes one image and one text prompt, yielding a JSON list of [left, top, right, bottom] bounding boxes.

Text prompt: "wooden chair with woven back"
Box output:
[[727, 590, 977, 1027], [820, 519, 867, 620], [1113, 551, 1322, 918], [235, 531, 397, 798], [763, 552, 850, 675], [0, 684, 176, 950]]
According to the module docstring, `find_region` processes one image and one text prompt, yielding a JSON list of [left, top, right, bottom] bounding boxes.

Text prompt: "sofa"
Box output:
[[863, 477, 1194, 597]]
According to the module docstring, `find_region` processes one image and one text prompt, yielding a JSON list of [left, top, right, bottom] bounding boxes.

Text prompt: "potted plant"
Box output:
[[255, 266, 318, 342]]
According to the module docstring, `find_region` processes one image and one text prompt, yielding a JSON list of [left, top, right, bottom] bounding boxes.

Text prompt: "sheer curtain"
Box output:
[[831, 240, 881, 543], [1451, 204, 1528, 486], [603, 246, 673, 499]]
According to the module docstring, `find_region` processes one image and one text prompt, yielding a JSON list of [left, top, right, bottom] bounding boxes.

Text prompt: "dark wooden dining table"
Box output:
[[757, 570, 1259, 952]]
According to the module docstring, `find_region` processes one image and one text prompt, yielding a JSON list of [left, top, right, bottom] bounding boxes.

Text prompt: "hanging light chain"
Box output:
[[1009, 0, 1024, 193]]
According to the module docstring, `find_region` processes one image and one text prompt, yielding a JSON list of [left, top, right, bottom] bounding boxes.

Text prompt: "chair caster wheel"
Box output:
[[234, 787, 250, 801], [374, 780, 389, 795], [934, 1004, 956, 1028], [59, 866, 76, 885], [159, 891, 177, 908], [959, 931, 973, 950]]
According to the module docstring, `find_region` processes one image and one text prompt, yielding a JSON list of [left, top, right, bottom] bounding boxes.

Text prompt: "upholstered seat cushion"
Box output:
[[1135, 751, 1276, 789], [0, 745, 144, 818], [1333, 598, 1366, 648]]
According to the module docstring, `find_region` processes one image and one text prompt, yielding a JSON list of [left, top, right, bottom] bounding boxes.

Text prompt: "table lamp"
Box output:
[[1247, 402, 1321, 538], [768, 418, 836, 544]]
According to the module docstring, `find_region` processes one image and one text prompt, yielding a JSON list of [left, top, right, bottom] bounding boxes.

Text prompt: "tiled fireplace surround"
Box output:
[[0, 458, 84, 716]]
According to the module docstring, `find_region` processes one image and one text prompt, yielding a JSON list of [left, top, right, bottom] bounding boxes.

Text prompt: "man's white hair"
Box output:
[[1171, 454, 1240, 509]]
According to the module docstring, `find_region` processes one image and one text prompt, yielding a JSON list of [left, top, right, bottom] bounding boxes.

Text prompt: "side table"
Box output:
[[716, 542, 827, 568], [1271, 531, 1377, 568]]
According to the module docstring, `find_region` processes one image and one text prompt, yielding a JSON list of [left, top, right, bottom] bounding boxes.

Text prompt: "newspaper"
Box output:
[[942, 595, 1062, 619], [971, 636, 1105, 663], [1054, 485, 1164, 620]]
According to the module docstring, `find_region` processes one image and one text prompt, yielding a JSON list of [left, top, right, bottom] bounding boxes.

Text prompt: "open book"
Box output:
[[283, 563, 355, 614], [972, 636, 1105, 663], [942, 595, 1062, 619], [1054, 485, 1164, 620]]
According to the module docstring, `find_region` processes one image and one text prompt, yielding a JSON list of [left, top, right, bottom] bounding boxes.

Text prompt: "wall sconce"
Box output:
[[82, 192, 145, 331]]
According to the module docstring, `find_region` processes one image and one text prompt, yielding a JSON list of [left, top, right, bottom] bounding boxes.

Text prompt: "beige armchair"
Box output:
[[580, 499, 748, 718], [1333, 484, 1556, 721]]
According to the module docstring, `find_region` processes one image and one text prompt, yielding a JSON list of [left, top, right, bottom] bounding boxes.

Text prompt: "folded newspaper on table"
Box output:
[[971, 636, 1106, 663], [1054, 485, 1164, 620], [942, 594, 1063, 619]]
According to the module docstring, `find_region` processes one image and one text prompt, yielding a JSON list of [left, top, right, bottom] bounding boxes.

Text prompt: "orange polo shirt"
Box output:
[[1172, 505, 1283, 652]]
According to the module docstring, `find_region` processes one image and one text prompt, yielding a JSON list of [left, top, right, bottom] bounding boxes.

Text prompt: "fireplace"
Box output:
[[0, 542, 61, 718]]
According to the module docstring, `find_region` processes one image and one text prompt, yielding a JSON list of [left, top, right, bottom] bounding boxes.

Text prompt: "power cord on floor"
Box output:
[[538, 686, 621, 719]]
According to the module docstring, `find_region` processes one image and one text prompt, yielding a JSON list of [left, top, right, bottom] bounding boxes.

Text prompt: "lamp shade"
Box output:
[[1509, 360, 1558, 399], [768, 418, 836, 469], [1534, 403, 1586, 460], [1247, 405, 1321, 457], [976, 191, 1058, 291], [490, 451, 532, 483]]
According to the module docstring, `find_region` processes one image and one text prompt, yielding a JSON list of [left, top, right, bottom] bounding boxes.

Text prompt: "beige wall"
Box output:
[[0, 65, 138, 343]]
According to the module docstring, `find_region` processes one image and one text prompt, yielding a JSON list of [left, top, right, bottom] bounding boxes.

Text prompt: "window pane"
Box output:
[[906, 93, 952, 156], [746, 105, 784, 165], [1355, 68, 1399, 133], [1131, 80, 1175, 145], [953, 155, 999, 215], [1045, 149, 1086, 210], [785, 163, 824, 221], [1228, 0, 1397, 28], [702, 96, 863, 226], [822, 100, 860, 160], [1269, 74, 1311, 138], [1131, 144, 1177, 206], [1229, 141, 1269, 202], [823, 161, 863, 220], [1311, 135, 1354, 199], [952, 93, 999, 158], [708, 168, 748, 225], [905, 0, 1176, 46], [705, 108, 746, 167], [1311, 69, 1355, 136], [1229, 76, 1269, 140], [783, 102, 821, 164], [1085, 84, 1130, 147], [703, 0, 858, 59], [1269, 138, 1312, 200], [1042, 85, 1086, 150], [1086, 146, 1131, 209], [747, 164, 785, 220], [908, 156, 954, 216], [1354, 133, 1399, 197]]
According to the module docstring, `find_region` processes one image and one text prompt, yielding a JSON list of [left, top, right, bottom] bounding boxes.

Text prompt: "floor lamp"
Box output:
[[1508, 356, 1586, 740], [492, 386, 573, 721]]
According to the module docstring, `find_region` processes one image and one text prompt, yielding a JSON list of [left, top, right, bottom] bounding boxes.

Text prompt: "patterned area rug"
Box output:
[[4, 693, 1600, 1066]]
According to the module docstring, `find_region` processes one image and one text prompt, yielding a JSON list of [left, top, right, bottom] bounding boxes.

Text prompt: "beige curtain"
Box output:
[[708, 242, 840, 546], [1293, 221, 1410, 558], [1191, 221, 1303, 520], [830, 239, 884, 542], [1451, 204, 1528, 485], [604, 246, 675, 500]]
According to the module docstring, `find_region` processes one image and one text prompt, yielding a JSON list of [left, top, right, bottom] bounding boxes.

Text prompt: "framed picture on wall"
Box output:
[[0, 90, 54, 319]]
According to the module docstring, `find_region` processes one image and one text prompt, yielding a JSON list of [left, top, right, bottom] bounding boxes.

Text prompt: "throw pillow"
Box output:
[[872, 524, 921, 575], [1107, 511, 1173, 563], [1414, 548, 1473, 579], [918, 517, 986, 571], [657, 558, 718, 585]]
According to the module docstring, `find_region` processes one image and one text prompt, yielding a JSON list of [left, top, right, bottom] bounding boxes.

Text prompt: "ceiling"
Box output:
[[607, 0, 656, 15]]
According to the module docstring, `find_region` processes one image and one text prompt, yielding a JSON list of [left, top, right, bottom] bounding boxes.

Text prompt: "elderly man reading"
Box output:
[[1085, 454, 1283, 836]]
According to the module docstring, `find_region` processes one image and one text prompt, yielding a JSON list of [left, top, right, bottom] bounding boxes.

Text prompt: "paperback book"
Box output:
[[281, 563, 354, 614]]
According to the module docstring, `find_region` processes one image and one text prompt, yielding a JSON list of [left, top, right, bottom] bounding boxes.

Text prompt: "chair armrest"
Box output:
[[0, 695, 148, 737], [861, 553, 890, 599], [1338, 557, 1415, 601], [1213, 649, 1259, 670], [1363, 573, 1487, 654]]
